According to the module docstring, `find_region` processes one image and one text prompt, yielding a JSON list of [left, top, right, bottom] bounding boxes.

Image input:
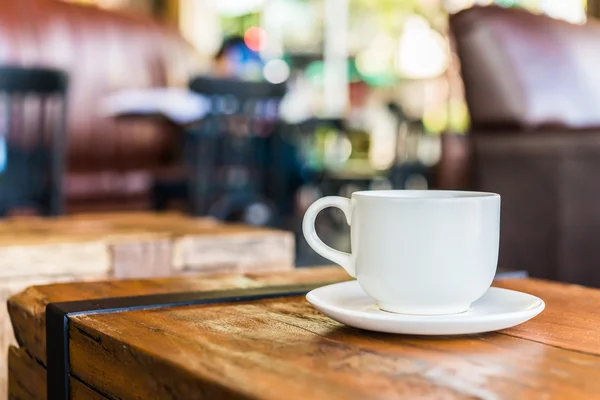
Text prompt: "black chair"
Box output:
[[153, 77, 287, 226], [0, 66, 68, 216]]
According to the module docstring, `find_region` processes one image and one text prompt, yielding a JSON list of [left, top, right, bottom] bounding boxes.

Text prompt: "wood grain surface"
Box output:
[[495, 279, 600, 356], [0, 274, 109, 400], [8, 266, 349, 367], [8, 267, 600, 399], [0, 212, 294, 279], [8, 347, 103, 400], [0, 212, 295, 400]]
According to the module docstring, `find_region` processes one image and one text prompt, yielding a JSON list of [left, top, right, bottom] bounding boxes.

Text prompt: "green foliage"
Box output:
[[220, 13, 261, 38]]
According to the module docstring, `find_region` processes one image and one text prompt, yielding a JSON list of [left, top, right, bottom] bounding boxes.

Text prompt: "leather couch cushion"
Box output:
[[0, 0, 198, 206], [451, 6, 600, 131]]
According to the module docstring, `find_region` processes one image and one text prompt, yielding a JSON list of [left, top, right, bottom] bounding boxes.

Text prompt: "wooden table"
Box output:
[[0, 212, 293, 279], [0, 212, 294, 399], [7, 266, 600, 399]]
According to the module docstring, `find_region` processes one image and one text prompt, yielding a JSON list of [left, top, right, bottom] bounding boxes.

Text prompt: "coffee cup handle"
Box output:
[[302, 196, 354, 278]]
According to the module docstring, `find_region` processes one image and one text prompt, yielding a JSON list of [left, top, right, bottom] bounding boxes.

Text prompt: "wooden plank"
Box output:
[[9, 267, 600, 398], [172, 229, 295, 274], [8, 346, 106, 400], [7, 266, 350, 367], [0, 242, 109, 279], [74, 213, 294, 273], [0, 213, 294, 278], [0, 213, 171, 279], [1, 213, 295, 399], [1, 274, 108, 399], [64, 295, 600, 399], [110, 237, 174, 279], [495, 278, 600, 355], [0, 213, 172, 243]]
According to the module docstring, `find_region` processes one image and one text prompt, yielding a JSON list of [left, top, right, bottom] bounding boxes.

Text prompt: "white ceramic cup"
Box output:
[[302, 190, 501, 315]]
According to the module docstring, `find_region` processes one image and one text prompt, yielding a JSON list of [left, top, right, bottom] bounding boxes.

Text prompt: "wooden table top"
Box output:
[[0, 212, 294, 280], [0, 212, 283, 246], [8, 267, 600, 399], [0, 213, 294, 400]]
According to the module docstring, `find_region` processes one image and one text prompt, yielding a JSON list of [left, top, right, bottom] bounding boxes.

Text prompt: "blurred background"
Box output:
[[1, 0, 599, 283]]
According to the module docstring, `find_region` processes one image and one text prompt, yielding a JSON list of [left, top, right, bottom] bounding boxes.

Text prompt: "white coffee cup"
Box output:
[[303, 190, 501, 315]]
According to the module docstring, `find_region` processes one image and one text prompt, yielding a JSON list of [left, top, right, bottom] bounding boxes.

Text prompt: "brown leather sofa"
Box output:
[[443, 6, 600, 287], [0, 0, 198, 211]]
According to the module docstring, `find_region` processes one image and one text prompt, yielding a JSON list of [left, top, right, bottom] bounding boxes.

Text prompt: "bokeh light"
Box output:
[[541, 0, 586, 24], [495, 0, 517, 7], [244, 27, 268, 52], [263, 59, 290, 84], [396, 16, 449, 79], [444, 0, 494, 13], [216, 0, 267, 17], [444, 0, 586, 24], [355, 35, 395, 77]]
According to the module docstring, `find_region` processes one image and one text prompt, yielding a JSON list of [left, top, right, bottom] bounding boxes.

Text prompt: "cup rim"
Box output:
[[351, 190, 499, 201]]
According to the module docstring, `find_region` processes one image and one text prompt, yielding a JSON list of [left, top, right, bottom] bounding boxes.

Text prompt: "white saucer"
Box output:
[[306, 281, 545, 335]]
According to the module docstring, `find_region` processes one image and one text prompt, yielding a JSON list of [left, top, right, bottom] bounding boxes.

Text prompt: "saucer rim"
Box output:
[[306, 280, 546, 323]]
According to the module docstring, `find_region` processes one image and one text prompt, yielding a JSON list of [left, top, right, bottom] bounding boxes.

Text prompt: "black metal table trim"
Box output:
[[45, 280, 336, 399]]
